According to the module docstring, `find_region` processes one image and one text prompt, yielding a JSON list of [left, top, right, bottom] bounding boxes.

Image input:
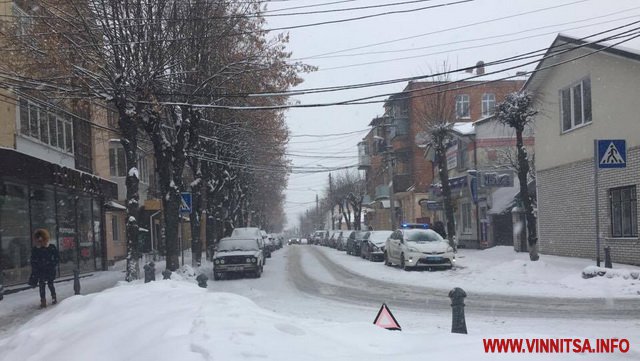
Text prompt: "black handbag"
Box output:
[[28, 273, 38, 288]]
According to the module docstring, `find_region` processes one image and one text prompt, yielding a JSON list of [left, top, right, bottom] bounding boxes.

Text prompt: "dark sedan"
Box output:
[[360, 230, 393, 261]]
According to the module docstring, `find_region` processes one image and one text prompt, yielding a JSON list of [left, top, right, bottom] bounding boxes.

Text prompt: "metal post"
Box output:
[[162, 269, 172, 280], [0, 271, 4, 301], [196, 274, 208, 288], [73, 269, 81, 295], [604, 246, 612, 269], [593, 140, 601, 267], [449, 287, 467, 334], [387, 151, 396, 230], [180, 217, 184, 267], [149, 210, 161, 260]]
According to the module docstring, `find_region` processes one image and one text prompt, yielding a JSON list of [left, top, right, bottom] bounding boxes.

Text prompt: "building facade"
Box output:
[[527, 35, 639, 265]]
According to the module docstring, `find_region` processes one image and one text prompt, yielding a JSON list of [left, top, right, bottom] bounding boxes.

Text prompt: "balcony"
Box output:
[[358, 141, 371, 169]]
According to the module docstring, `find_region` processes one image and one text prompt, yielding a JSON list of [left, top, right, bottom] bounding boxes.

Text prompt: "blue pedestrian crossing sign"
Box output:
[[597, 139, 626, 169], [179, 192, 192, 215]]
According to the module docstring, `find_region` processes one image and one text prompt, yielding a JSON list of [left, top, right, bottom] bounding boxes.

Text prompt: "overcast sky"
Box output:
[[263, 0, 640, 229]]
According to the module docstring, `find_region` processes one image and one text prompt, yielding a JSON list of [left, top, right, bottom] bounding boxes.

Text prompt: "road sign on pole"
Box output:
[[179, 192, 192, 215], [597, 139, 626, 168]]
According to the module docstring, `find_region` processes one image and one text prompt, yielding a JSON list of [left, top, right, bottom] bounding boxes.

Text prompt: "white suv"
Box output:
[[384, 229, 455, 270]]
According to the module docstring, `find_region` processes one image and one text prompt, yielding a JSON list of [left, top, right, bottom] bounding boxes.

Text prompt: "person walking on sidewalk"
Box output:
[[31, 229, 59, 308]]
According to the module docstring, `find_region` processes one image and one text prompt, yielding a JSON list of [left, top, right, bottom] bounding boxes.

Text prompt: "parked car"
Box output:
[[384, 228, 455, 270], [328, 231, 341, 248], [360, 230, 393, 261], [260, 230, 272, 258], [230, 227, 269, 262], [346, 231, 367, 256], [335, 232, 347, 251], [212, 237, 264, 280]]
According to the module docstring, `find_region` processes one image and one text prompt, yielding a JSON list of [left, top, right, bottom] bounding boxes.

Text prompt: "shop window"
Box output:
[[29, 187, 57, 251], [461, 203, 472, 234], [56, 192, 77, 277], [610, 186, 637, 238], [112, 215, 120, 241], [93, 200, 103, 270], [78, 197, 95, 272], [0, 182, 31, 285]]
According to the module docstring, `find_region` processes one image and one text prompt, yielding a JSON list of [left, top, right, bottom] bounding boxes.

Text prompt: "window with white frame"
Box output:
[[138, 153, 150, 184], [109, 142, 127, 177], [481, 93, 496, 117], [455, 94, 470, 118], [560, 77, 592, 132], [610, 186, 637, 238], [461, 203, 472, 233], [19, 99, 74, 154]]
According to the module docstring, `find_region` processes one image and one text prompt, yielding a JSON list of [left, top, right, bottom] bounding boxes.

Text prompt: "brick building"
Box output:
[[358, 71, 523, 233], [526, 35, 639, 265]]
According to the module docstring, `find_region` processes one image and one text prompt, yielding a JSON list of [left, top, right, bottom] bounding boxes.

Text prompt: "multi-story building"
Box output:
[[526, 34, 639, 265], [358, 69, 523, 235]]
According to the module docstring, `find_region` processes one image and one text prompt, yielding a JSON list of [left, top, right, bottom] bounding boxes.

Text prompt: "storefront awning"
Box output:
[[105, 200, 127, 210]]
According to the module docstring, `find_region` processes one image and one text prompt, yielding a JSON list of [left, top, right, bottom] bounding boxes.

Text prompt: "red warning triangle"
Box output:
[[373, 303, 401, 331]]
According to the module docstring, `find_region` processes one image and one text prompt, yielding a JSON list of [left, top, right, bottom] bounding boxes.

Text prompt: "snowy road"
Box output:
[[287, 245, 640, 320]]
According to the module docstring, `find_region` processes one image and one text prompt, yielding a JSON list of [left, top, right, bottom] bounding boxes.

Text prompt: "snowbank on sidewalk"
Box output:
[[1, 279, 636, 361]]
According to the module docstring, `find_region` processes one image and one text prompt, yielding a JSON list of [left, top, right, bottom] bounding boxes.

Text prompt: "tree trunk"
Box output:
[[119, 111, 140, 282], [437, 147, 457, 250], [189, 177, 203, 267], [515, 129, 539, 261]]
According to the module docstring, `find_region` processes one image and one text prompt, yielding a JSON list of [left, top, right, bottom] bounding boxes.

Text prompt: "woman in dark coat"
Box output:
[[31, 229, 59, 308]]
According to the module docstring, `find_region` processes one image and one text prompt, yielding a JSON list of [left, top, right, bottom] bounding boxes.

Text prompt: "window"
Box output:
[[560, 77, 592, 132], [112, 215, 120, 242], [18, 99, 74, 154], [138, 154, 150, 184], [456, 94, 470, 118], [481, 93, 496, 117], [461, 203, 472, 233], [610, 186, 637, 238], [109, 144, 127, 177]]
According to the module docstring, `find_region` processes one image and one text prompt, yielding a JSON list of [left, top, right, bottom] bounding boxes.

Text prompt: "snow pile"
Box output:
[[582, 266, 640, 280], [2, 279, 637, 361], [314, 246, 640, 298]]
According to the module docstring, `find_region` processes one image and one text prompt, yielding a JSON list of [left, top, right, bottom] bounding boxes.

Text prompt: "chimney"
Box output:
[[475, 61, 485, 75]]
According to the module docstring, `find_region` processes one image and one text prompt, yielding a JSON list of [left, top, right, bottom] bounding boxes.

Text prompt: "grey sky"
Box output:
[[263, 0, 640, 228]]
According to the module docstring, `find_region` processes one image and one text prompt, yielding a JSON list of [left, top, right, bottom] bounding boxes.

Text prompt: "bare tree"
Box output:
[[414, 75, 458, 250], [495, 91, 539, 261]]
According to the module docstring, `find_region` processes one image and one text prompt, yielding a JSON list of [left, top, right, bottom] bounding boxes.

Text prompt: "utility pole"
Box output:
[[329, 173, 335, 230], [387, 150, 396, 230]]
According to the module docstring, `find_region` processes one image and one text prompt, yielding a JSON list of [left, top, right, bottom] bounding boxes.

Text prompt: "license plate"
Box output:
[[227, 266, 244, 271], [426, 256, 443, 262]]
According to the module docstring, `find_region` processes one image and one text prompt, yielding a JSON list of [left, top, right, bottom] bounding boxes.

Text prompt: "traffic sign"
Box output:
[[597, 140, 626, 169], [179, 192, 192, 215], [373, 303, 401, 331]]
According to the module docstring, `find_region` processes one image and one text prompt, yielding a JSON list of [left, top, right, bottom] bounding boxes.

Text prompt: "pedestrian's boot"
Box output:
[[51, 294, 57, 305], [40, 299, 47, 309]]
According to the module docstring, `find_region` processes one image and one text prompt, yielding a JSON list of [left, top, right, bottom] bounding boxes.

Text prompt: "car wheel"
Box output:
[[401, 254, 410, 271], [384, 252, 391, 266]]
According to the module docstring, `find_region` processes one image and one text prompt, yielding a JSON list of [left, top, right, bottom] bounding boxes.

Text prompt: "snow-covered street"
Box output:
[[1, 245, 639, 360]]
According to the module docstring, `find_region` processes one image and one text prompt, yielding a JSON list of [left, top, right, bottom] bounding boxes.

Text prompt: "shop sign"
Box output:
[[52, 164, 104, 195], [481, 171, 514, 188], [446, 143, 458, 170]]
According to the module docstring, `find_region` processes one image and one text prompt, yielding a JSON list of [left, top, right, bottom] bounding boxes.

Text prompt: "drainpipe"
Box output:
[[472, 135, 481, 247]]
